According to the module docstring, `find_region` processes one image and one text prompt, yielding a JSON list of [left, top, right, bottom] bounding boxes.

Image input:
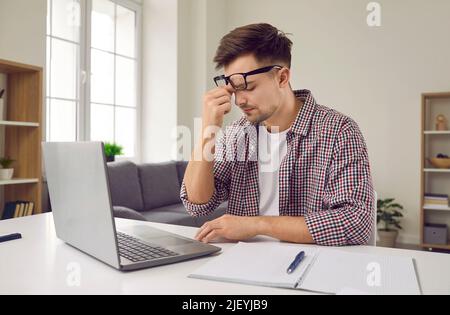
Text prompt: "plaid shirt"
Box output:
[[180, 90, 374, 246]]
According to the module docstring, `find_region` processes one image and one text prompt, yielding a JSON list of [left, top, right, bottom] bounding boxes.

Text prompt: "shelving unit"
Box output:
[[0, 59, 43, 217], [0, 121, 40, 127], [420, 92, 450, 251], [0, 179, 40, 186]]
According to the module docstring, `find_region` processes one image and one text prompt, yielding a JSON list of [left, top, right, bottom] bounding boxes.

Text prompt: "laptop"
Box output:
[[42, 142, 221, 271]]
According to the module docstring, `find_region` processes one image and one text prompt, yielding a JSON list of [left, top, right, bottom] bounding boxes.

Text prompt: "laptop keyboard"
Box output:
[[117, 232, 179, 263]]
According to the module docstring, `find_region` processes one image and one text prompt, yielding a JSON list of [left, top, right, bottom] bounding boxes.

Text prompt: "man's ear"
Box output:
[[278, 68, 291, 88]]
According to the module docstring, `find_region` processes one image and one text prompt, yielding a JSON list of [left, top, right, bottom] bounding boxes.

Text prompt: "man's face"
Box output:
[[224, 54, 284, 124]]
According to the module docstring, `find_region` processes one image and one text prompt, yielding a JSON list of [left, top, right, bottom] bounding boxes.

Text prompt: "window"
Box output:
[[46, 0, 141, 159]]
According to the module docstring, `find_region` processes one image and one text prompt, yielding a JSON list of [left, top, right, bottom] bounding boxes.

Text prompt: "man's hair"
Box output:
[[214, 23, 293, 71]]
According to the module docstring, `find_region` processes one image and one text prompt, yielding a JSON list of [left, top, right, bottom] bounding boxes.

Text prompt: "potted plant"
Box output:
[[104, 142, 124, 162], [0, 157, 15, 180], [377, 198, 404, 248]]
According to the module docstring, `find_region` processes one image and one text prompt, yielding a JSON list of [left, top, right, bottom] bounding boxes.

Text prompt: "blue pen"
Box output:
[[0, 233, 22, 244], [286, 251, 305, 274]]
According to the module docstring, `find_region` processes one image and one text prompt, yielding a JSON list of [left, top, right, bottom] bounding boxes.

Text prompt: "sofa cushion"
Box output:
[[107, 161, 145, 211], [139, 162, 181, 210], [176, 161, 188, 187], [193, 202, 228, 227], [113, 206, 148, 221], [141, 202, 228, 228], [141, 203, 197, 227]]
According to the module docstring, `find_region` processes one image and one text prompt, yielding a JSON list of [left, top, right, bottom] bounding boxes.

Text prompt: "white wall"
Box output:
[[198, 0, 450, 244], [141, 0, 179, 162], [177, 0, 207, 148], [176, 0, 228, 156], [0, 0, 47, 67]]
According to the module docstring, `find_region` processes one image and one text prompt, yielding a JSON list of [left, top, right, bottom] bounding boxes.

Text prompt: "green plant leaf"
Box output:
[[104, 142, 124, 157], [377, 198, 404, 231], [0, 157, 15, 169]]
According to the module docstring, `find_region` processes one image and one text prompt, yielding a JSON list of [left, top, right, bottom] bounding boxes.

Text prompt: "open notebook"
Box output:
[[189, 242, 421, 295]]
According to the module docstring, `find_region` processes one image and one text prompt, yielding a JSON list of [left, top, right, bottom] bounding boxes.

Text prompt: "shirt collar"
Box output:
[[290, 89, 317, 137]]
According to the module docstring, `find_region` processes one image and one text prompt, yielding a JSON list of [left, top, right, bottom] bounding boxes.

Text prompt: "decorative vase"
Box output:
[[378, 230, 398, 248], [0, 168, 14, 180]]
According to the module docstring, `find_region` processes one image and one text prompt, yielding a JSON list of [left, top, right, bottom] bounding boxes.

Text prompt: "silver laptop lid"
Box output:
[[42, 142, 120, 269]]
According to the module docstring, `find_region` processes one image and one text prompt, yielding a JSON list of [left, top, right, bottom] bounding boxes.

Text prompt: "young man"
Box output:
[[181, 23, 375, 246]]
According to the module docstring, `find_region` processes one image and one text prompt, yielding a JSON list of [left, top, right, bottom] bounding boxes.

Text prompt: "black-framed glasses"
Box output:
[[213, 65, 283, 91]]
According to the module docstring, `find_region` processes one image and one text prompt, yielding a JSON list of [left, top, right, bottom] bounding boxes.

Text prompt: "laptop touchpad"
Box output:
[[148, 236, 192, 247], [119, 225, 193, 247]]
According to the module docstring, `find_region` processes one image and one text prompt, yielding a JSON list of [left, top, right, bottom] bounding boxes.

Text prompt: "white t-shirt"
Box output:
[[258, 126, 290, 216]]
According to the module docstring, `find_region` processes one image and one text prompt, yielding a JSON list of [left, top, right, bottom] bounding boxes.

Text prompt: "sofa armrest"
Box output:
[[113, 206, 148, 221]]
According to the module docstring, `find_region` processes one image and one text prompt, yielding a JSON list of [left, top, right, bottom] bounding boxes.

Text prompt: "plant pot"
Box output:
[[106, 155, 115, 163], [378, 230, 398, 248], [0, 168, 14, 180]]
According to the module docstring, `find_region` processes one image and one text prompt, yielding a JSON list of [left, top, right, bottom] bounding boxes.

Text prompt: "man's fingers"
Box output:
[[203, 230, 221, 243], [196, 223, 215, 241], [210, 95, 231, 107], [196, 221, 222, 242], [208, 87, 232, 99], [223, 84, 235, 94], [219, 103, 232, 115], [195, 224, 210, 240]]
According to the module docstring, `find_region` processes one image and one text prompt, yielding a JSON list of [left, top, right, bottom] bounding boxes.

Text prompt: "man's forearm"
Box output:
[[183, 137, 216, 205], [255, 216, 316, 244]]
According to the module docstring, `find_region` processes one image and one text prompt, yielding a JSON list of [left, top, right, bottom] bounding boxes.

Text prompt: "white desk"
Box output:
[[0, 213, 449, 295]]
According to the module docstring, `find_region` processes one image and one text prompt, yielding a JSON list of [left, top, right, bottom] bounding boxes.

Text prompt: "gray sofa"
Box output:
[[106, 161, 227, 227]]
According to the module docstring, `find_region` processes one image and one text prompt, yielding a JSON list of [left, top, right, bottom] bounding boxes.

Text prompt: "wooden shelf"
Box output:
[[0, 58, 43, 216], [0, 178, 39, 186], [423, 205, 450, 212], [421, 243, 450, 251], [0, 120, 39, 127], [423, 168, 450, 173], [424, 131, 450, 135]]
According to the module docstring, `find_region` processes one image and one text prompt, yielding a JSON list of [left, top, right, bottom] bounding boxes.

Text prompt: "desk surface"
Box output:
[[0, 213, 449, 295]]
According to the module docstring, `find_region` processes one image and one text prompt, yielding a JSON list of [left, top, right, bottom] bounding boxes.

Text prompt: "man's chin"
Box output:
[[244, 114, 259, 123], [244, 112, 268, 125]]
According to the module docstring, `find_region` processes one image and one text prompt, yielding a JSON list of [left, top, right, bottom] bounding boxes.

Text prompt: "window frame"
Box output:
[[46, 0, 142, 162]]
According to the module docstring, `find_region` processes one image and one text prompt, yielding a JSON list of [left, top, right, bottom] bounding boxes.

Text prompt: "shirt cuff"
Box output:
[[180, 182, 223, 217], [304, 210, 348, 246]]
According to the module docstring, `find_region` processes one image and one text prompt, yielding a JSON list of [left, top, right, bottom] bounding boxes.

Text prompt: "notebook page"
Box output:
[[189, 242, 318, 289], [300, 249, 421, 295]]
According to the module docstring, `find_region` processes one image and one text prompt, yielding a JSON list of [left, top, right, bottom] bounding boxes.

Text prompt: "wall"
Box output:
[[177, 0, 228, 159], [141, 0, 179, 162], [0, 0, 47, 67]]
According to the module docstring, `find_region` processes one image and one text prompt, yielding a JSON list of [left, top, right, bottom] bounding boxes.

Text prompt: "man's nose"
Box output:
[[234, 91, 248, 107]]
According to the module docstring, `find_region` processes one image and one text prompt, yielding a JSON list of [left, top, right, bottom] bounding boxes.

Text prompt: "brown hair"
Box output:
[[214, 23, 293, 70]]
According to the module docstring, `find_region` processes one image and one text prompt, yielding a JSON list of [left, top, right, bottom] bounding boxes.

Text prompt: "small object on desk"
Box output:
[[0, 233, 22, 243], [286, 251, 305, 274]]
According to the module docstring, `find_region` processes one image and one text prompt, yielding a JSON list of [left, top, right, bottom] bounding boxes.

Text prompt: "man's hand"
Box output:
[[202, 87, 234, 130], [195, 215, 260, 243]]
